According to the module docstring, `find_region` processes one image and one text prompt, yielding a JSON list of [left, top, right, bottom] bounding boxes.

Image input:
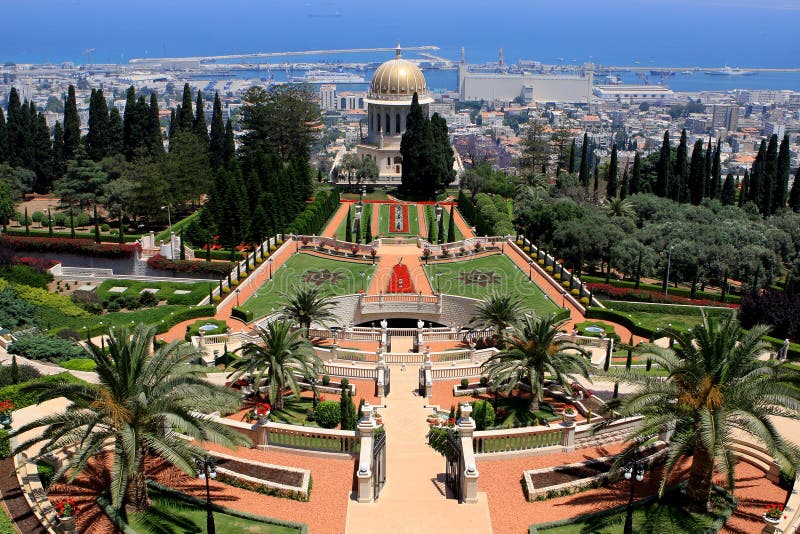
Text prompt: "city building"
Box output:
[[355, 45, 433, 182], [592, 85, 674, 103], [711, 104, 739, 131], [319, 84, 337, 111]]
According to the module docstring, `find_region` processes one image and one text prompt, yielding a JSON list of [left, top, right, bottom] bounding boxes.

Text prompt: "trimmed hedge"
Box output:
[[0, 373, 85, 411], [0, 235, 140, 257], [4, 228, 142, 242], [603, 300, 735, 316], [581, 275, 741, 304], [155, 305, 216, 334], [147, 254, 232, 276], [585, 307, 655, 338], [231, 307, 254, 323], [286, 189, 340, 236]]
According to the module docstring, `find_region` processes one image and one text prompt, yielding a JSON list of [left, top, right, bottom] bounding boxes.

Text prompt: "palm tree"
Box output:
[[228, 320, 322, 411], [606, 315, 800, 510], [280, 283, 337, 337], [12, 324, 248, 512], [484, 314, 590, 412], [604, 197, 636, 219], [471, 290, 524, 345]]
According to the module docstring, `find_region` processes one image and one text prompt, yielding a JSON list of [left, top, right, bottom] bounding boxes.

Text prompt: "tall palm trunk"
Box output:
[[529, 376, 540, 413], [126, 447, 150, 511], [686, 441, 714, 510]]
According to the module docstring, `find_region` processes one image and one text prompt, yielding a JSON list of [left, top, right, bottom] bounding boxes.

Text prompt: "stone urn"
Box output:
[[0, 414, 12, 430], [562, 410, 577, 425], [56, 515, 77, 534], [762, 513, 782, 532]]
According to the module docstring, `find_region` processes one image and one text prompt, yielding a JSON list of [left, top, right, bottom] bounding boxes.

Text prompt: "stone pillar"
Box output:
[[469, 340, 477, 363], [330, 340, 339, 360], [562, 420, 576, 451], [356, 407, 377, 503], [376, 349, 387, 397], [458, 403, 480, 504], [658, 421, 675, 443]]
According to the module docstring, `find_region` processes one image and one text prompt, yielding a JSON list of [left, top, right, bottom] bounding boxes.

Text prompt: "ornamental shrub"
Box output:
[[460, 378, 469, 389], [471, 400, 495, 431], [571, 289, 580, 296], [147, 254, 232, 276], [8, 335, 84, 363], [0, 236, 139, 259], [545, 266, 554, 273], [0, 430, 10, 459], [340, 378, 349, 389], [580, 297, 590, 305], [101, 223, 110, 232], [321, 375, 330, 386], [12, 283, 89, 318], [313, 400, 341, 429], [538, 259, 545, 265], [31, 211, 44, 223], [562, 281, 570, 288]]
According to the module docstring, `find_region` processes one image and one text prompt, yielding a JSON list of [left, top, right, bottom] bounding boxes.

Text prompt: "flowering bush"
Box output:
[[54, 498, 77, 518], [586, 283, 738, 308], [0, 400, 13, 417], [764, 503, 784, 520], [562, 405, 576, 416], [147, 254, 232, 276], [1, 236, 139, 258]]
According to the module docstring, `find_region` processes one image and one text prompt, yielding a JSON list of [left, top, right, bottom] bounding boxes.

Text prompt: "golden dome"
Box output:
[[369, 45, 428, 100]]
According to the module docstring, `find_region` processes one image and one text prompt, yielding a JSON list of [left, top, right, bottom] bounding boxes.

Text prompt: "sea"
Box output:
[[2, 0, 799, 92]]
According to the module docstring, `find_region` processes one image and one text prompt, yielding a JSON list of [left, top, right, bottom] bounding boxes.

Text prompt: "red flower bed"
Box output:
[[387, 263, 414, 293], [1, 236, 140, 258], [16, 256, 57, 270], [390, 204, 409, 233], [587, 282, 739, 308], [147, 254, 232, 276]]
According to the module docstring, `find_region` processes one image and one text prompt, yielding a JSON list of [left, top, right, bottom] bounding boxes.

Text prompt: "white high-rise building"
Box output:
[[319, 84, 337, 111]]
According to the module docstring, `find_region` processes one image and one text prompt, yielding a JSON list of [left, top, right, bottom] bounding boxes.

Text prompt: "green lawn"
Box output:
[[129, 487, 300, 534], [422, 205, 464, 242], [60, 305, 196, 335], [614, 311, 732, 334], [425, 255, 561, 316], [96, 279, 212, 306], [378, 204, 420, 236], [240, 253, 376, 320], [60, 358, 97, 371], [340, 189, 393, 201]]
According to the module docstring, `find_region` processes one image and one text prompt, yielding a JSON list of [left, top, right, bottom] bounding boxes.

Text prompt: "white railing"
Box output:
[[324, 363, 378, 379], [430, 365, 484, 380], [473, 425, 566, 455]]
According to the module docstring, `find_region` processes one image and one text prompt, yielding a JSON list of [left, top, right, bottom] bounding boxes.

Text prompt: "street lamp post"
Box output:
[[309, 377, 319, 408], [562, 292, 567, 308], [435, 273, 441, 294], [161, 205, 174, 259], [235, 289, 240, 307], [664, 245, 674, 297], [194, 456, 217, 534], [268, 259, 273, 280], [529, 260, 534, 280], [621, 453, 645, 534], [360, 271, 366, 292]]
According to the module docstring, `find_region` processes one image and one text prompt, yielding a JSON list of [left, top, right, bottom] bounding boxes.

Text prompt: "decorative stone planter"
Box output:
[[0, 415, 11, 430], [562, 412, 577, 425], [56, 515, 76, 534], [762, 514, 781, 532]]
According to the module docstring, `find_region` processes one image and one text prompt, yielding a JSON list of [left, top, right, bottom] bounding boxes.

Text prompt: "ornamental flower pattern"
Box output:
[[457, 270, 501, 287], [302, 269, 346, 286], [387, 264, 414, 293]]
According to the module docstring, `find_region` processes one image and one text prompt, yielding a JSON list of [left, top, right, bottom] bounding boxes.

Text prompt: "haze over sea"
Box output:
[[3, 0, 799, 91]]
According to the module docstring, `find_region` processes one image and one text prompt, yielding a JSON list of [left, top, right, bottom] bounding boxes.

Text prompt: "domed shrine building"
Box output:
[[356, 45, 433, 184]]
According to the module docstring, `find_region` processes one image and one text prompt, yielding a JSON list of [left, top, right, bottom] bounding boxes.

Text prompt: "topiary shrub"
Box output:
[[580, 297, 590, 306], [340, 378, 349, 389], [460, 378, 469, 389], [479, 376, 488, 386], [138, 291, 159, 307], [571, 289, 580, 296], [545, 266, 554, 273], [101, 223, 110, 232], [471, 400, 495, 430], [313, 400, 341, 429], [321, 375, 330, 386]]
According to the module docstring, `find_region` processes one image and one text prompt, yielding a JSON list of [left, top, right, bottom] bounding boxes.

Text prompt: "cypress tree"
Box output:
[[209, 92, 225, 168], [763, 134, 778, 215], [32, 111, 54, 193], [63, 85, 81, 160], [52, 121, 65, 180], [193, 90, 208, 143], [168, 109, 178, 141], [122, 86, 138, 159], [427, 209, 436, 242], [431, 113, 454, 191], [773, 134, 790, 213], [345, 207, 352, 242], [0, 108, 7, 163], [86, 89, 110, 160], [739, 169, 750, 208], [180, 232, 186, 260], [567, 138, 576, 174], [674, 129, 688, 202], [704, 137, 712, 197], [118, 213, 125, 243], [69, 208, 75, 239], [400, 92, 430, 197], [620, 163, 629, 200], [107, 107, 123, 156], [223, 119, 235, 163], [180, 83, 194, 132], [721, 173, 736, 206], [748, 140, 767, 211], [437, 209, 445, 244], [606, 145, 618, 198], [47, 210, 53, 237], [6, 88, 24, 167], [93, 202, 100, 243], [578, 132, 590, 187], [147, 93, 163, 156], [688, 139, 705, 205], [789, 167, 800, 213], [447, 205, 456, 243], [655, 131, 671, 197], [592, 163, 599, 193], [710, 139, 721, 200], [24, 207, 29, 235], [630, 151, 641, 195], [365, 211, 373, 243]]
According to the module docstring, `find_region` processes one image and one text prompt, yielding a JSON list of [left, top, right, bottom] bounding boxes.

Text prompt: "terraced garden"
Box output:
[[424, 255, 561, 316], [239, 253, 376, 320]]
